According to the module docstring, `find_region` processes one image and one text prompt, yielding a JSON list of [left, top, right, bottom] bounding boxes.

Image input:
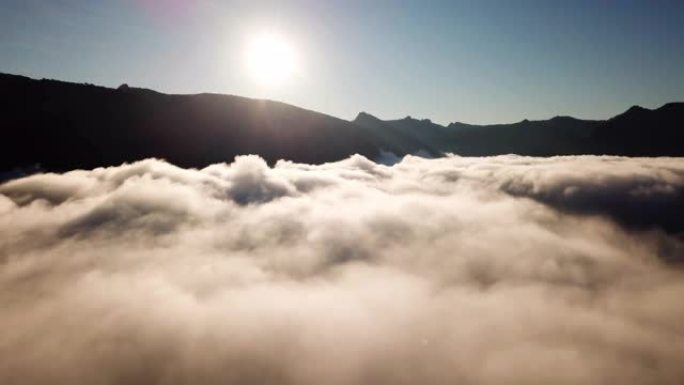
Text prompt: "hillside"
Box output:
[[1, 73, 682, 174]]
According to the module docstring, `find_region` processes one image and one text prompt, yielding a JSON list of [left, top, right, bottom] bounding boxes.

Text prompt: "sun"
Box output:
[[245, 34, 297, 86]]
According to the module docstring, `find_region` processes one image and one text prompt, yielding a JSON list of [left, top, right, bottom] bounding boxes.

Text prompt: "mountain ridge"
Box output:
[[356, 103, 682, 157], [1, 72, 682, 174]]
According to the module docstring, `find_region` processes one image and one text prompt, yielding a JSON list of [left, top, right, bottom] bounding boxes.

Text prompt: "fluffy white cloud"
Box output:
[[1, 154, 683, 385]]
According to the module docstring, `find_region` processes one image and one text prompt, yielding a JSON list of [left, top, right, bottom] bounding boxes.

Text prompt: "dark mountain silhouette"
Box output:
[[442, 116, 601, 156], [587, 103, 684, 156], [355, 107, 683, 157], [0, 73, 383, 172], [1, 72, 682, 175], [351, 112, 442, 157]]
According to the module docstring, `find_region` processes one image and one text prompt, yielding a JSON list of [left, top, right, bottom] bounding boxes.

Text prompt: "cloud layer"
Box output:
[[1, 154, 683, 385]]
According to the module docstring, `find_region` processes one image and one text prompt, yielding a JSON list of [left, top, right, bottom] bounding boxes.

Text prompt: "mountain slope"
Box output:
[[1, 72, 682, 174], [356, 108, 682, 157], [0, 73, 383, 171], [443, 116, 601, 156], [352, 112, 442, 156], [588, 103, 684, 156]]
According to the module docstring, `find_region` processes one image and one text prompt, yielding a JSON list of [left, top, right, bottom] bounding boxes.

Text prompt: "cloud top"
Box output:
[[1, 154, 683, 385]]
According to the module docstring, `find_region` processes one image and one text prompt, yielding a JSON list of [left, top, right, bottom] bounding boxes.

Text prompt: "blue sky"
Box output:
[[1, 0, 683, 124]]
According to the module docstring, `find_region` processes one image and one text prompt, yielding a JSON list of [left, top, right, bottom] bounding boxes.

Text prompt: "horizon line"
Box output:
[[2, 71, 681, 128]]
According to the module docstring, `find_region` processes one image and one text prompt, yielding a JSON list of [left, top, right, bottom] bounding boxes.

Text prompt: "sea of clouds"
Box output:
[[1, 154, 683, 385]]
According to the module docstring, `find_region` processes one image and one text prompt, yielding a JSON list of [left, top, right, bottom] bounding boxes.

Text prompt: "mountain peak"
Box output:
[[549, 115, 579, 122], [400, 115, 434, 124], [656, 102, 684, 114], [353, 111, 381, 123], [609, 105, 650, 121], [625, 105, 648, 114]]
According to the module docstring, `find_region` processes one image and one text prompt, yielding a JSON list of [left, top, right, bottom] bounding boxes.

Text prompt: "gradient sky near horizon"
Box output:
[[1, 0, 683, 125]]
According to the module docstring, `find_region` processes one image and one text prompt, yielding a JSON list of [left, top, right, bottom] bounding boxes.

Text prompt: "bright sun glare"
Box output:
[[245, 34, 297, 86]]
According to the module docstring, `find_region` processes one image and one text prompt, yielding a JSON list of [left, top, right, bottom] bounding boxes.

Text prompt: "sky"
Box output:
[[1, 0, 683, 125]]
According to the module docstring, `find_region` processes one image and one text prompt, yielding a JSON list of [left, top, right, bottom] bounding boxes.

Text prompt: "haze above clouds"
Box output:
[[1, 154, 683, 384]]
